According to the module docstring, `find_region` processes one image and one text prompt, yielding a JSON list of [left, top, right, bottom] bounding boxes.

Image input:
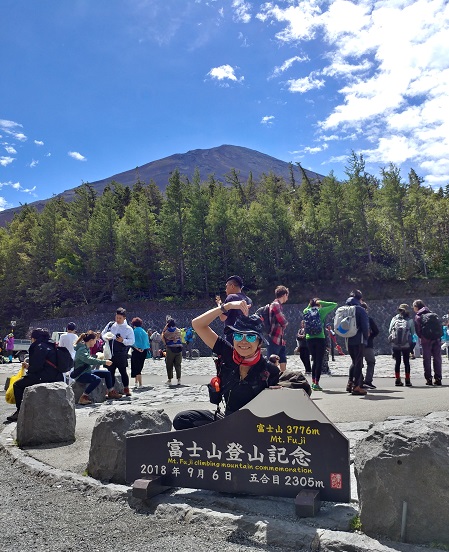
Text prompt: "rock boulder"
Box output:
[[17, 382, 76, 447], [88, 405, 172, 484], [354, 412, 449, 545]]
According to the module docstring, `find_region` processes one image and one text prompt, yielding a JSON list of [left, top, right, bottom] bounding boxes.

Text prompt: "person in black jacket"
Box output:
[[360, 302, 379, 389], [344, 290, 370, 396], [6, 328, 63, 422], [173, 301, 280, 430]]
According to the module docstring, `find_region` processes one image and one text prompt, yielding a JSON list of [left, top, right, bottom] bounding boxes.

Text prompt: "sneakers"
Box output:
[[346, 381, 354, 393], [426, 378, 433, 386], [405, 379, 412, 387], [395, 378, 404, 386], [364, 382, 377, 389], [108, 389, 123, 400], [78, 394, 92, 405], [166, 380, 172, 385], [177, 379, 181, 386], [6, 410, 19, 422], [123, 387, 132, 397], [311, 383, 322, 391], [434, 378, 442, 386], [352, 386, 367, 396]]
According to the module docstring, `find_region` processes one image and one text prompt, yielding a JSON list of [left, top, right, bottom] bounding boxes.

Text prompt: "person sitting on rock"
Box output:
[[6, 328, 63, 423], [71, 332, 122, 405], [173, 301, 280, 430]]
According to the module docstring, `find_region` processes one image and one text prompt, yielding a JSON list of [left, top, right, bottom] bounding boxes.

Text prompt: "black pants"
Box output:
[[173, 409, 220, 430], [108, 353, 129, 388], [393, 347, 410, 377], [131, 349, 147, 378], [299, 346, 312, 373], [348, 344, 365, 388], [307, 338, 326, 383], [14, 372, 63, 410]]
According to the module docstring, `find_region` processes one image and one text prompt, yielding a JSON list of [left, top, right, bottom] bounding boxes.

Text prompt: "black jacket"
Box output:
[[27, 339, 63, 382]]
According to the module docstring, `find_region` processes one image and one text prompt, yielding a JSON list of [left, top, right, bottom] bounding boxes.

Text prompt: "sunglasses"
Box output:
[[233, 332, 258, 343]]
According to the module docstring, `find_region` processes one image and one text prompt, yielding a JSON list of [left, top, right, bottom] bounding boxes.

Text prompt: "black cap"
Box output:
[[227, 314, 267, 344], [226, 275, 243, 288], [67, 322, 76, 331]]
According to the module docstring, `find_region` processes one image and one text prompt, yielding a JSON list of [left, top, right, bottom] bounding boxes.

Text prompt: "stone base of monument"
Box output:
[[295, 489, 321, 517], [132, 477, 171, 500]]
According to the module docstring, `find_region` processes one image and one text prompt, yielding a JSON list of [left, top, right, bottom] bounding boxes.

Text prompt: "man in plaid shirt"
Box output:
[[267, 285, 289, 372]]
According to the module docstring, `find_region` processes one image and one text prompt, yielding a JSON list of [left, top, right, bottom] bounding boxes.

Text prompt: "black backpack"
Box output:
[[255, 304, 271, 334], [46, 346, 74, 373], [420, 312, 442, 340]]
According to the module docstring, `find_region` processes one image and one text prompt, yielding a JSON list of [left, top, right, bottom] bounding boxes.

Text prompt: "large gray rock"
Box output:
[[17, 382, 76, 447], [354, 411, 449, 545], [71, 374, 124, 403], [88, 405, 172, 484]]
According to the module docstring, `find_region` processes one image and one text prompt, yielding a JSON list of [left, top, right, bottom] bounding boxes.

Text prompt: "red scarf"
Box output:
[[232, 349, 261, 366]]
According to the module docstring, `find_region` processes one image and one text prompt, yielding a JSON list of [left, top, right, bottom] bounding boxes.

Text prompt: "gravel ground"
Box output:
[[0, 445, 293, 552]]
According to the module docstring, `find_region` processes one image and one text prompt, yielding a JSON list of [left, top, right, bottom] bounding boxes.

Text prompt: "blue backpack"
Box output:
[[304, 307, 322, 335]]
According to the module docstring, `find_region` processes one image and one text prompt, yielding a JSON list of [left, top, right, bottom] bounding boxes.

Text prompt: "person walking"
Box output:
[[267, 285, 289, 373], [303, 298, 337, 391], [296, 321, 312, 374], [343, 290, 370, 396], [388, 303, 415, 387], [130, 317, 150, 389], [5, 333, 14, 363], [361, 302, 379, 389], [413, 299, 443, 385], [162, 318, 183, 385]]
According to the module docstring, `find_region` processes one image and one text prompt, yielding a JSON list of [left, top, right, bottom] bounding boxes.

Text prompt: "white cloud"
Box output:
[[207, 64, 244, 83], [232, 0, 252, 23], [286, 74, 325, 93], [0, 119, 27, 142], [257, 0, 449, 183], [0, 197, 11, 211], [304, 144, 329, 154], [0, 180, 36, 196], [271, 55, 308, 78], [4, 146, 17, 154], [34, 140, 44, 146], [29, 159, 39, 168], [257, 1, 322, 41], [261, 115, 275, 125], [0, 156, 14, 167], [68, 151, 87, 161]]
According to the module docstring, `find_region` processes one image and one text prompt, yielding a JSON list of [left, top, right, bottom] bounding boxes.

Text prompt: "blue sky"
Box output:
[[1, 0, 449, 210]]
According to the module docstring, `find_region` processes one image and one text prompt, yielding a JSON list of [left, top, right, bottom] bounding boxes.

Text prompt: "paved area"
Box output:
[[2, 353, 449, 476]]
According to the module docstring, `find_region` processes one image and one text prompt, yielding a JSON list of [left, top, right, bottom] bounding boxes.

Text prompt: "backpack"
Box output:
[[303, 307, 322, 335], [255, 304, 271, 334], [46, 346, 74, 373], [420, 312, 442, 340], [334, 305, 358, 338], [388, 317, 410, 349]]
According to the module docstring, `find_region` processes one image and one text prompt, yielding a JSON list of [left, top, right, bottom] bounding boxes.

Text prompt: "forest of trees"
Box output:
[[1, 152, 448, 329]]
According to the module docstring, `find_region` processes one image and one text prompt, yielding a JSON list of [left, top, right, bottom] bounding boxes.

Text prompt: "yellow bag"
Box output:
[[5, 366, 25, 404]]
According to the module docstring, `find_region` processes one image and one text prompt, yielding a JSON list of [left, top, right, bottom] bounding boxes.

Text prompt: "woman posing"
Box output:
[[173, 301, 280, 430]]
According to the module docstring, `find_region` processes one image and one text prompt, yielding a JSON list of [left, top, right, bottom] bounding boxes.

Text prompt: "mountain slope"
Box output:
[[0, 145, 325, 225]]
